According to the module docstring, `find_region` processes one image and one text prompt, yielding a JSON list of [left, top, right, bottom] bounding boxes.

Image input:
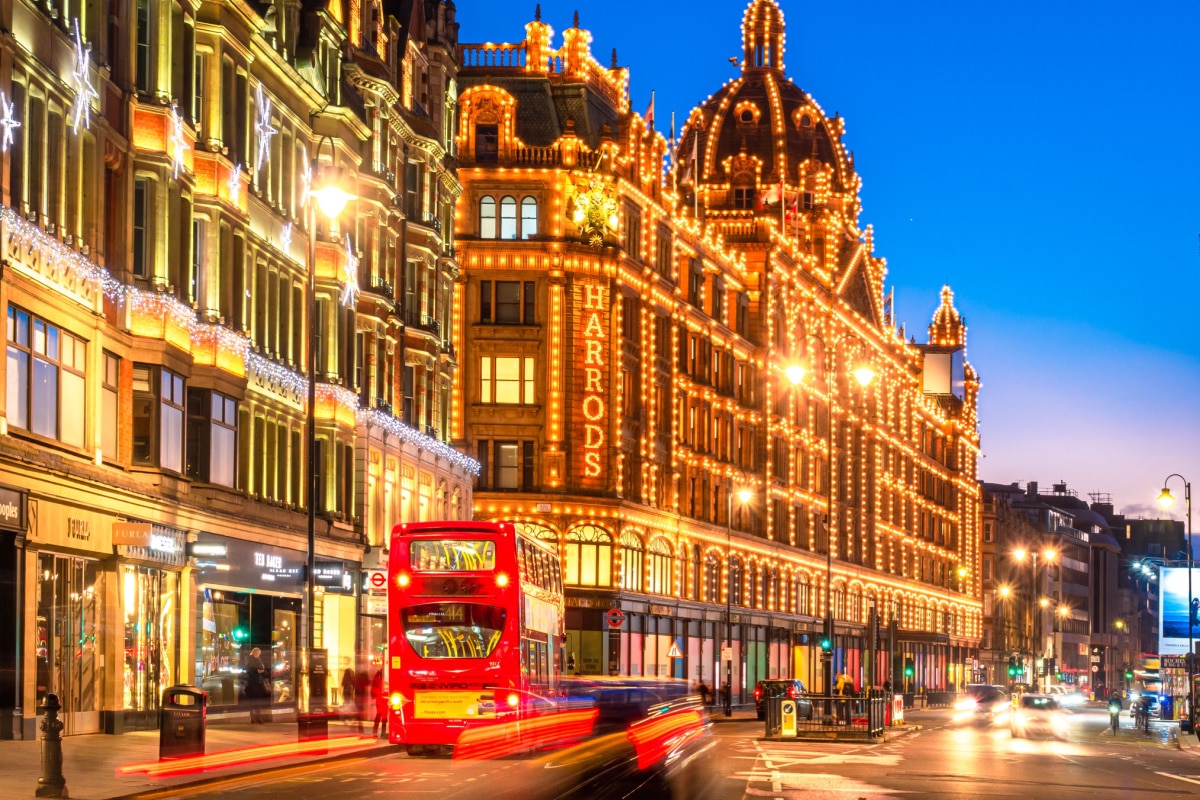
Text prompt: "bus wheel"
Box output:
[[438, 746, 455, 758], [404, 745, 425, 757]]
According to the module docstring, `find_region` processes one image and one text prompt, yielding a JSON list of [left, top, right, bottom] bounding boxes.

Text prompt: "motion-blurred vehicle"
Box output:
[[1010, 694, 1067, 740], [753, 679, 813, 721], [1047, 685, 1085, 708], [954, 684, 1009, 726]]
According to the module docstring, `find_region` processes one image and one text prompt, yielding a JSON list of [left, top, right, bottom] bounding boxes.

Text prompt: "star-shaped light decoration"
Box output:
[[254, 85, 277, 172], [0, 90, 20, 153], [69, 19, 100, 133], [299, 147, 312, 211], [340, 233, 360, 308], [280, 221, 293, 253], [228, 162, 241, 205], [168, 106, 189, 178]]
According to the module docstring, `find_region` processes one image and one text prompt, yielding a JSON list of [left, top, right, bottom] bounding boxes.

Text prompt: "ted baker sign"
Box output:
[[579, 283, 607, 480]]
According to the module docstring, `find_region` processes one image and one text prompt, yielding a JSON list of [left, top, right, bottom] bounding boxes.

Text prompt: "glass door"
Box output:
[[36, 554, 101, 735]]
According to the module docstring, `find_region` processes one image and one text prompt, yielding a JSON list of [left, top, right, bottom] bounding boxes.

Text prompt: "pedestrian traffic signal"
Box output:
[[819, 636, 832, 652], [904, 658, 915, 678], [1124, 669, 1133, 681]]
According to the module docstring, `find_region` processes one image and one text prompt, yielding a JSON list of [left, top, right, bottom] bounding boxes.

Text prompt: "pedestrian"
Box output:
[[243, 647, 269, 723], [882, 680, 892, 694], [695, 679, 711, 706], [372, 669, 389, 738], [355, 670, 370, 733], [341, 667, 358, 723]]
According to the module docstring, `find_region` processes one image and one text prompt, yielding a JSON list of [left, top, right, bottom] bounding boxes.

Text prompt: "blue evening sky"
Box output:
[[452, 0, 1200, 521]]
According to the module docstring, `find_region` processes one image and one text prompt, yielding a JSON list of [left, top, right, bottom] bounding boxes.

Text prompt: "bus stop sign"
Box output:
[[606, 609, 625, 629]]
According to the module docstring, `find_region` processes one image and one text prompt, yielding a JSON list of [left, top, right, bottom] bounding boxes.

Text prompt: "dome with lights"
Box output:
[[673, 0, 857, 213]]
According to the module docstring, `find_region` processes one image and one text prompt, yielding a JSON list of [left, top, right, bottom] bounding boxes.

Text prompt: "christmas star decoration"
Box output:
[[340, 233, 360, 307], [0, 91, 20, 153], [228, 162, 242, 205], [300, 147, 312, 211], [254, 85, 277, 172], [280, 221, 293, 252], [169, 106, 189, 178], [69, 19, 100, 133]]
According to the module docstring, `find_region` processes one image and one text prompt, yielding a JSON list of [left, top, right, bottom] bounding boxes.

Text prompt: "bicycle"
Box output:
[[1108, 703, 1120, 734]]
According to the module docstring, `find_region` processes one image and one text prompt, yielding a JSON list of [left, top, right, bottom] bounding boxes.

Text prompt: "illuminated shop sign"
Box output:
[[578, 283, 608, 481]]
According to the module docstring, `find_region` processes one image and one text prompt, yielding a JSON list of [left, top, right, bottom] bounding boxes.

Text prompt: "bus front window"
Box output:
[[410, 540, 497, 572], [402, 603, 507, 659]]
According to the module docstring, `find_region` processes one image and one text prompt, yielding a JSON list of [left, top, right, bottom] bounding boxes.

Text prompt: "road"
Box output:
[[172, 707, 1200, 800]]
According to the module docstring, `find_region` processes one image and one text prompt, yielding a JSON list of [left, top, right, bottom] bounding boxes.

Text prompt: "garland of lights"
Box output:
[[0, 201, 478, 475], [69, 19, 99, 133], [0, 91, 19, 153]]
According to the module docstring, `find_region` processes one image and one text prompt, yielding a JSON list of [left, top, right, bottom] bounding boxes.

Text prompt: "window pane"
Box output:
[[161, 404, 183, 472], [565, 544, 580, 585], [32, 358, 58, 438], [580, 544, 596, 586], [495, 281, 520, 324], [480, 196, 496, 239], [6, 348, 28, 429], [496, 443, 518, 489], [521, 197, 537, 238], [523, 357, 535, 404], [598, 546, 611, 587], [102, 384, 118, 459], [211, 423, 236, 487], [61, 370, 85, 447], [499, 197, 517, 240], [494, 357, 520, 403], [480, 357, 492, 403]]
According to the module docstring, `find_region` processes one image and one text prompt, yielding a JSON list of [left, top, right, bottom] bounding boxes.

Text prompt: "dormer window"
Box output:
[[476, 123, 498, 162]]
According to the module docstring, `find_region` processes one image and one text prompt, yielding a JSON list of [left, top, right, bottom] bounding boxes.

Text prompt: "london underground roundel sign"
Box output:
[[606, 608, 625, 629]]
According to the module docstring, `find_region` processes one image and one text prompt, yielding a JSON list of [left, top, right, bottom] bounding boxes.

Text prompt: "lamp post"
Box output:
[[304, 138, 354, 712], [792, 335, 875, 700], [1158, 475, 1193, 732], [1014, 545, 1056, 690], [725, 481, 752, 716]]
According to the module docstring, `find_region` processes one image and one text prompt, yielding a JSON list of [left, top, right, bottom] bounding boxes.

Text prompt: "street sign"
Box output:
[[667, 642, 683, 658], [606, 608, 625, 629], [366, 569, 388, 592], [721, 646, 733, 663]]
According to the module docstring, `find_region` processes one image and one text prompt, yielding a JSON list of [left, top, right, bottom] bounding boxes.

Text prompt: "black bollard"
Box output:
[[36, 693, 67, 798]]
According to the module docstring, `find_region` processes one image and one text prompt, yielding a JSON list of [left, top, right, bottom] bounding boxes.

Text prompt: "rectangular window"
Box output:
[[522, 441, 535, 490], [479, 281, 534, 325], [476, 124, 498, 162], [6, 307, 85, 447], [480, 356, 535, 404], [102, 352, 119, 460], [622, 205, 642, 259], [495, 281, 520, 323], [186, 389, 237, 486], [476, 441, 489, 490], [654, 227, 672, 277], [133, 365, 185, 471], [160, 369, 185, 472], [133, 178, 149, 278], [495, 442, 519, 489], [135, 0, 152, 94], [734, 187, 756, 209]]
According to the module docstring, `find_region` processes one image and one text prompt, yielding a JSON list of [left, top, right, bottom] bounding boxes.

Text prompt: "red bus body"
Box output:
[[387, 521, 566, 751]]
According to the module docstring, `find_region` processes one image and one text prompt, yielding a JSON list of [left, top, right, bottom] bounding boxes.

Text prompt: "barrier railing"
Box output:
[[764, 694, 887, 739]]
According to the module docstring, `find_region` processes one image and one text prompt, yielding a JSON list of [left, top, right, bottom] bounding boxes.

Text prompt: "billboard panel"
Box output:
[[1158, 567, 1200, 655]]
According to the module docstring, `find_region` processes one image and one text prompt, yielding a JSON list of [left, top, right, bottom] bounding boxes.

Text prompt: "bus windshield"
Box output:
[[410, 540, 497, 572], [402, 602, 507, 659]]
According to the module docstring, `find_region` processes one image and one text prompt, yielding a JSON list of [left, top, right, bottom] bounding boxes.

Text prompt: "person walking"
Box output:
[[372, 670, 389, 738], [354, 670, 370, 733], [243, 647, 269, 723], [341, 668, 358, 726]]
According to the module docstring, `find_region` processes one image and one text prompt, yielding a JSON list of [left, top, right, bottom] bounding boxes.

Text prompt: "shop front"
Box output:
[[27, 499, 117, 737], [191, 534, 304, 714], [108, 521, 187, 733], [313, 559, 361, 708], [0, 485, 26, 740]]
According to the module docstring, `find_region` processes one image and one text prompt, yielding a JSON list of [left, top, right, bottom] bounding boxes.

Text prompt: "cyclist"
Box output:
[[1107, 695, 1121, 734]]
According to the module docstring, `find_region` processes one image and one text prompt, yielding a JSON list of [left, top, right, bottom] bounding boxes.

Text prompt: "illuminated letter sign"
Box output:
[[576, 283, 608, 483]]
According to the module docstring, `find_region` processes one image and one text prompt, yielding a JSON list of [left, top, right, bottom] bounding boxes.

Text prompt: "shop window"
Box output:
[[197, 591, 298, 708], [564, 525, 613, 587], [620, 531, 644, 592], [480, 355, 535, 404], [479, 195, 497, 238], [36, 554, 100, 728], [186, 389, 237, 487], [133, 365, 186, 472], [647, 538, 674, 596], [6, 306, 86, 448], [479, 280, 535, 324], [122, 564, 178, 714]]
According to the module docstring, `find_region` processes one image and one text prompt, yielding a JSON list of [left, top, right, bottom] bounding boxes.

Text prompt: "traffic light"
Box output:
[[904, 658, 915, 679], [1007, 659, 1019, 678], [1124, 668, 1133, 682], [232, 626, 249, 643], [819, 636, 832, 652]]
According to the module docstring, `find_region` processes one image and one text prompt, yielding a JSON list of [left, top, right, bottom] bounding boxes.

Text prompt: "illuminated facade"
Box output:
[[0, 0, 473, 737], [457, 1, 981, 705]]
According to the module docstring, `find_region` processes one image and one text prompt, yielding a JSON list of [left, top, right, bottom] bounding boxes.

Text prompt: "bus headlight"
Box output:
[[507, 693, 520, 708], [390, 693, 403, 709], [496, 573, 509, 588], [396, 573, 410, 588]]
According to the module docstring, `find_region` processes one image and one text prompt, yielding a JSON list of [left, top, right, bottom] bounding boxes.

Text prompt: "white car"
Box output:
[[1011, 694, 1068, 740], [1047, 685, 1085, 708]]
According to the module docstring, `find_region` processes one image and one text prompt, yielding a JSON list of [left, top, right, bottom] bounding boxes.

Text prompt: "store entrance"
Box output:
[[36, 554, 101, 735]]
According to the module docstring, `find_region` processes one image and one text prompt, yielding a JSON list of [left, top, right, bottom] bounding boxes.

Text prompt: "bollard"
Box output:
[[36, 693, 67, 798]]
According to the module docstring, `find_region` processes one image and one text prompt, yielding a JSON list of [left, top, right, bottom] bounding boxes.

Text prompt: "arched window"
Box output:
[[564, 525, 612, 587], [515, 522, 558, 545], [620, 531, 644, 592], [730, 557, 744, 606], [691, 545, 701, 601], [705, 552, 721, 603], [480, 196, 497, 239], [521, 196, 538, 239], [648, 538, 674, 596], [832, 586, 846, 620], [766, 568, 779, 611], [796, 574, 811, 616], [499, 196, 517, 239], [847, 588, 862, 623]]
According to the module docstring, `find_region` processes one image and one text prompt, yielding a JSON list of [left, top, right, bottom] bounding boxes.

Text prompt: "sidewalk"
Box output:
[[0, 714, 396, 800]]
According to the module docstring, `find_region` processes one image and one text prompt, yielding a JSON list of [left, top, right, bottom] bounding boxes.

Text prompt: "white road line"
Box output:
[[1156, 771, 1200, 786]]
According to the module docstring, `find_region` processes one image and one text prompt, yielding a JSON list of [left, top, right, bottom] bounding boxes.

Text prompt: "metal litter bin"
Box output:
[[160, 685, 207, 759]]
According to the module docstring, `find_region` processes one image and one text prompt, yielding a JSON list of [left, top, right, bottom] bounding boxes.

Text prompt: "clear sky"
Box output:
[[451, 0, 1200, 522]]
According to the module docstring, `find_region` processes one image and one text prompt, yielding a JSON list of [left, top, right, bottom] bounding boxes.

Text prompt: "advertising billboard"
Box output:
[[1158, 567, 1200, 655]]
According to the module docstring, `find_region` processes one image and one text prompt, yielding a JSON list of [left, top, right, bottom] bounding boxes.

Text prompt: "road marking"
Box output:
[[1156, 771, 1200, 786]]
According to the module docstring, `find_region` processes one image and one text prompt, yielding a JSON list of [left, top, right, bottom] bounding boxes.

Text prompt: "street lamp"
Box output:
[[304, 138, 355, 713], [724, 481, 752, 717], [1014, 545, 1057, 690], [1158, 474, 1193, 733]]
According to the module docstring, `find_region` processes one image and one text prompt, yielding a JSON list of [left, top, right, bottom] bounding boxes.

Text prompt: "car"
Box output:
[[954, 684, 1010, 726], [1010, 693, 1068, 740], [754, 679, 813, 721], [1047, 685, 1085, 708]]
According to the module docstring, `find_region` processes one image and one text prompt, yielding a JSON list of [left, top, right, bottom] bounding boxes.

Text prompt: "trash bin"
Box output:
[[1160, 696, 1173, 721], [160, 685, 207, 759]]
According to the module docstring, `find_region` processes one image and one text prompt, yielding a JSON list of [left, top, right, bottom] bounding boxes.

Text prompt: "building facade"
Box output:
[[455, 1, 982, 707], [0, 0, 474, 737]]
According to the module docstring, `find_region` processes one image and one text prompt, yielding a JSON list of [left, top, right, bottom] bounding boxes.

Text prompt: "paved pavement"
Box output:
[[0, 714, 394, 800]]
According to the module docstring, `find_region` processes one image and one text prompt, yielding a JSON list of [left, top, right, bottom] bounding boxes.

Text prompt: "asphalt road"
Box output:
[[173, 707, 1200, 800]]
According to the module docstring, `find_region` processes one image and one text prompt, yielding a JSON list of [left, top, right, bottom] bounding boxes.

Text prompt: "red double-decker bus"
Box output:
[[387, 521, 566, 755]]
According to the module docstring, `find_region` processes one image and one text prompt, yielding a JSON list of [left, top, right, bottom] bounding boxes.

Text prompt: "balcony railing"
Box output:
[[404, 310, 441, 336]]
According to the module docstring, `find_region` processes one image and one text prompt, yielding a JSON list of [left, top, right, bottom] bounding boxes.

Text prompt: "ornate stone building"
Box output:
[[0, 0, 473, 737], [455, 0, 982, 706]]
